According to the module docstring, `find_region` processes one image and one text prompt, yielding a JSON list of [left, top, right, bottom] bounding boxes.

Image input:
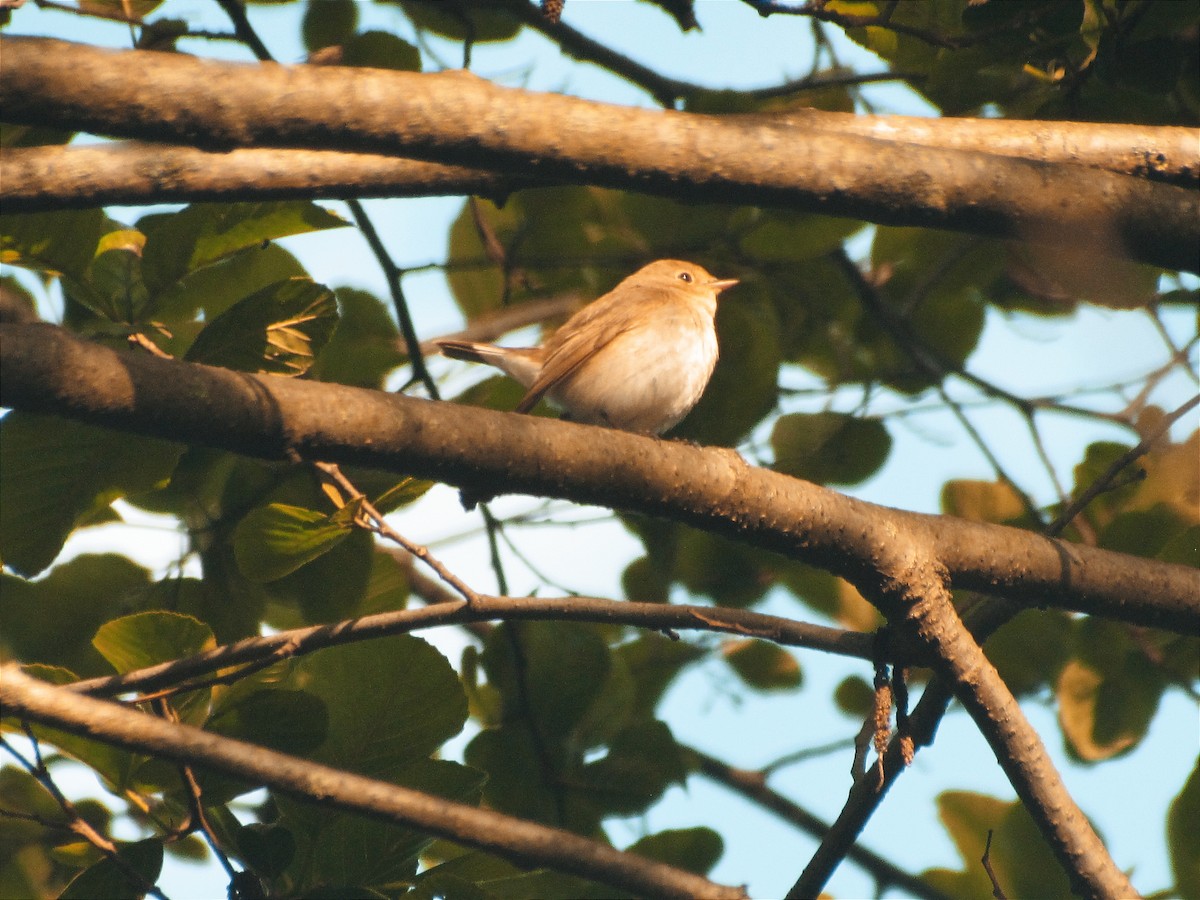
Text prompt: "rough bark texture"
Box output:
[[1, 37, 1196, 272], [0, 667, 746, 900], [2, 323, 1196, 632]]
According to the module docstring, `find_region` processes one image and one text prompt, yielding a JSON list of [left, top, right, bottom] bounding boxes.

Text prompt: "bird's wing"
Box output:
[[513, 292, 640, 415]]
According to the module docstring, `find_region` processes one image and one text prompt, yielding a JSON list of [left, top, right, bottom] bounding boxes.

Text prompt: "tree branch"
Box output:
[[65, 594, 871, 699], [856, 569, 1138, 899], [1, 37, 1195, 272], [687, 745, 953, 900], [0, 143, 535, 213], [0, 667, 746, 900], [2, 322, 1196, 632]]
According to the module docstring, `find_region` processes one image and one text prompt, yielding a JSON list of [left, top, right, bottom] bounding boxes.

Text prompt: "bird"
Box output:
[[436, 259, 738, 436]]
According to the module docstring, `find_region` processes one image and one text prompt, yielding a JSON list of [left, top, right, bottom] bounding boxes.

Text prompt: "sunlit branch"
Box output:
[[1, 667, 747, 900], [687, 744, 953, 900]]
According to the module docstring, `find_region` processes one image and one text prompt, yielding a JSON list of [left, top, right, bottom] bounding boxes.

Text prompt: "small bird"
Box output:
[[436, 259, 738, 435]]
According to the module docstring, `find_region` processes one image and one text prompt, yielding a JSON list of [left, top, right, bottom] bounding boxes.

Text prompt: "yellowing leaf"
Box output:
[[722, 639, 803, 690], [942, 479, 1027, 524], [184, 278, 338, 376]]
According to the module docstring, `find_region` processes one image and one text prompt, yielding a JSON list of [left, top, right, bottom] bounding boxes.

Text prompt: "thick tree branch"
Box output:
[[2, 323, 1196, 632], [1, 37, 1195, 272], [776, 109, 1199, 187], [0, 143, 534, 213], [65, 595, 872, 700], [851, 568, 1138, 899], [0, 667, 746, 900]]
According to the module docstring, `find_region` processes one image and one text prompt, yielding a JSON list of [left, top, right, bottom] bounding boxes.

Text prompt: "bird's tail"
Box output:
[[435, 339, 501, 364]]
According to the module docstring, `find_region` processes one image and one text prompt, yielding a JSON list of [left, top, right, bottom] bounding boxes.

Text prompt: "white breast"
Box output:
[[549, 305, 719, 434]]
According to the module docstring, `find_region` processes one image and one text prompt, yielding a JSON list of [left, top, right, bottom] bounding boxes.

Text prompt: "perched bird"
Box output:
[[436, 259, 738, 435]]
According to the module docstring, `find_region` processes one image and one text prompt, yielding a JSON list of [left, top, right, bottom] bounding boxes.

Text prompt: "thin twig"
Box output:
[[982, 829, 1008, 899], [1048, 393, 1200, 534], [689, 745, 954, 900], [1, 732, 171, 900], [211, 0, 442, 400], [66, 595, 874, 700], [346, 200, 442, 400], [311, 461, 479, 602]]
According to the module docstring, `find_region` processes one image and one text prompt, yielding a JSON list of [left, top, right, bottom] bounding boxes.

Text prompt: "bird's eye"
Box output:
[[678, 271, 693, 283]]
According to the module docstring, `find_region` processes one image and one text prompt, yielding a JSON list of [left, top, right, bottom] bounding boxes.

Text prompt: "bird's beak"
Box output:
[[709, 278, 739, 294]]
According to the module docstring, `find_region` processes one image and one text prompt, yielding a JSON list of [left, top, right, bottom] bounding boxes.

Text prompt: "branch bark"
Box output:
[[849, 567, 1139, 899], [1, 37, 1196, 273], [0, 666, 746, 900], [2, 323, 1197, 633], [688, 745, 955, 900], [0, 143, 536, 213], [65, 594, 873, 699]]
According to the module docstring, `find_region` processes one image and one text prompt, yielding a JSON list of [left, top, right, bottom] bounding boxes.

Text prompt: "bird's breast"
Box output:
[[550, 306, 719, 434]]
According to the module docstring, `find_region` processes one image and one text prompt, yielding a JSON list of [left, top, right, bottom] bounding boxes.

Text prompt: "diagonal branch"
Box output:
[[790, 555, 1138, 899], [687, 745, 954, 900], [1, 37, 1195, 272], [0, 666, 747, 900]]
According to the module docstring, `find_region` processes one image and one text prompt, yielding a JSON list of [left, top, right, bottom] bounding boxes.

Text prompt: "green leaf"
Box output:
[[370, 476, 435, 515], [0, 556, 151, 676], [209, 689, 327, 757], [923, 791, 1075, 900], [263, 527, 376, 625], [627, 827, 723, 876], [614, 632, 706, 720], [480, 622, 610, 736], [674, 526, 779, 608], [400, 0, 521, 42], [140, 201, 346, 298], [739, 209, 861, 263], [200, 689, 329, 803], [772, 412, 892, 485], [941, 479, 1028, 525], [154, 241, 308, 326], [0, 208, 109, 282], [722, 639, 803, 690], [58, 839, 163, 900], [1057, 618, 1167, 761], [571, 649, 636, 750], [578, 720, 688, 815], [302, 0, 358, 50], [356, 547, 411, 615], [834, 675, 874, 717], [444, 199, 517, 320], [465, 726, 568, 827], [92, 611, 216, 675], [277, 758, 483, 896], [80, 230, 151, 321], [312, 287, 405, 389], [982, 609, 1071, 697], [233, 503, 353, 583], [295, 637, 468, 777], [341, 30, 422, 71], [235, 823, 296, 879], [0, 412, 183, 577], [92, 610, 217, 726], [1169, 763, 1200, 900], [184, 277, 338, 376]]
